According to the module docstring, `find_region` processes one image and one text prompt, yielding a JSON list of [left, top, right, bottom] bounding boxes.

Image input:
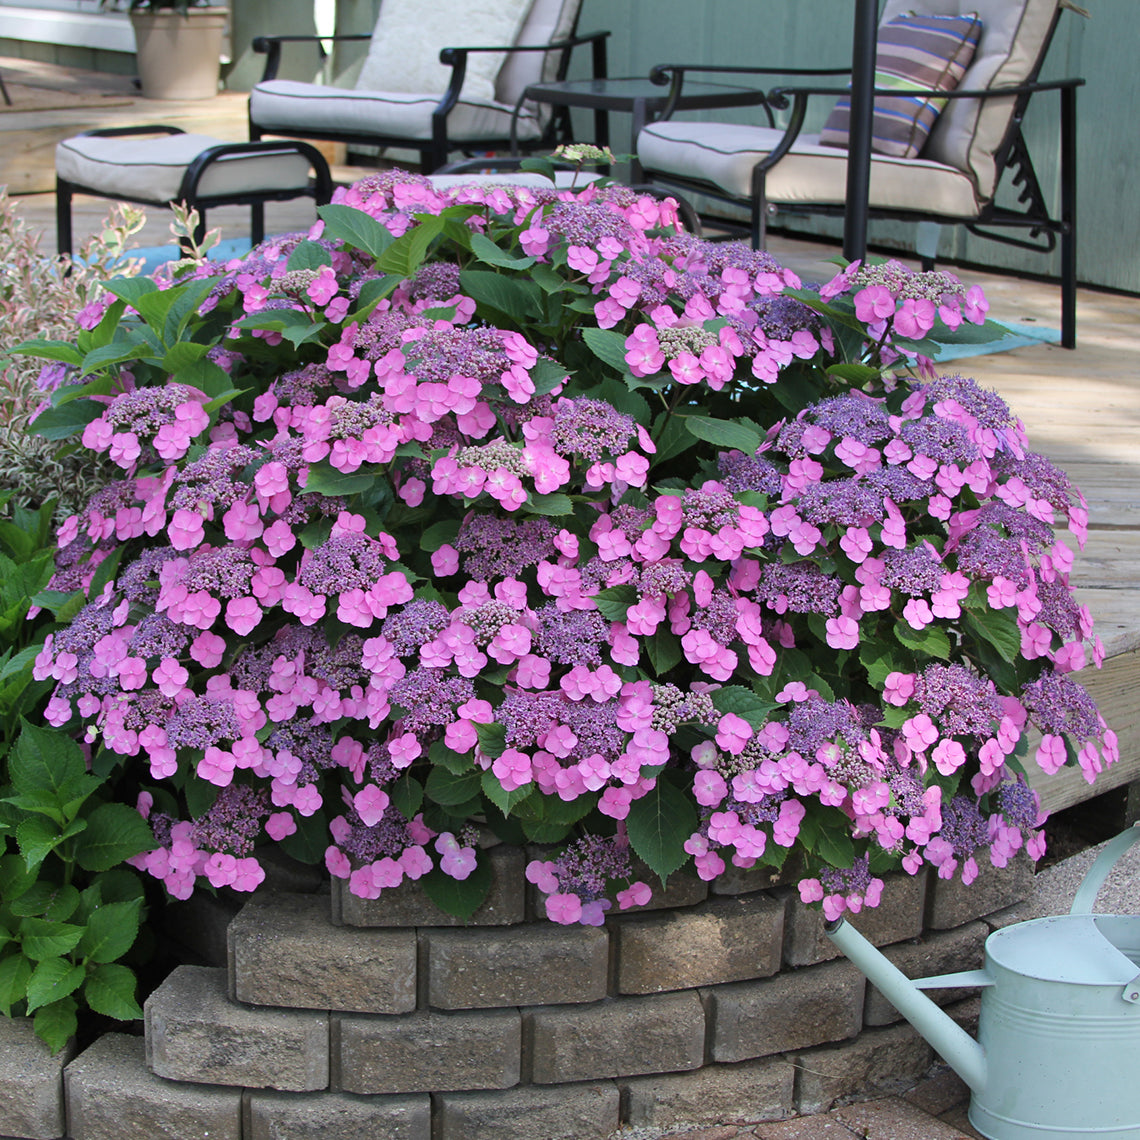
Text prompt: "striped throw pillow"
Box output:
[[820, 12, 983, 159]]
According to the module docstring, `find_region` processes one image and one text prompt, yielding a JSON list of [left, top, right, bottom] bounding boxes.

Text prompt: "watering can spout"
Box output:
[[825, 917, 989, 1096]]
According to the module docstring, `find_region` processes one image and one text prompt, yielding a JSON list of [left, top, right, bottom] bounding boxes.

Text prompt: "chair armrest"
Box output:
[[434, 31, 610, 119], [252, 32, 371, 82]]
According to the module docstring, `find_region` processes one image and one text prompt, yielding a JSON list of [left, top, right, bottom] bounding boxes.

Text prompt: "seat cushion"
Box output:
[[250, 80, 544, 145], [879, 0, 1061, 195], [55, 133, 314, 204], [356, 0, 534, 103], [638, 119, 983, 219], [496, 0, 581, 106], [820, 11, 982, 159]]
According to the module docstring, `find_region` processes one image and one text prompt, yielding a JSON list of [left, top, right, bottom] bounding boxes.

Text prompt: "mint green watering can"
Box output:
[[826, 826, 1140, 1140]]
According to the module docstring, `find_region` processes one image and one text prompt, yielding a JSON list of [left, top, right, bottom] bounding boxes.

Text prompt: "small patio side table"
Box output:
[[510, 76, 769, 181]]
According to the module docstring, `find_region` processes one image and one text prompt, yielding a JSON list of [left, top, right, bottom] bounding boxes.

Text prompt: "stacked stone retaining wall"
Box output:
[[0, 848, 1033, 1140]]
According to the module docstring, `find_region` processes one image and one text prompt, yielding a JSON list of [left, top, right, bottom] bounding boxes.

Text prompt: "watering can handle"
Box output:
[[1069, 824, 1140, 915]]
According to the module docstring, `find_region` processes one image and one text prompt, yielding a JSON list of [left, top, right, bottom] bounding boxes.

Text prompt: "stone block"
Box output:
[[244, 1090, 430, 1140], [65, 1033, 241, 1140], [227, 891, 416, 1014], [792, 1021, 935, 1114], [863, 922, 989, 1026], [0, 1015, 74, 1139], [334, 1008, 520, 1094], [145, 966, 328, 1092], [525, 991, 705, 1084], [711, 855, 803, 896], [925, 849, 1034, 930], [704, 959, 865, 1063], [614, 894, 785, 994], [332, 845, 525, 927], [622, 1055, 796, 1129], [783, 871, 928, 967], [251, 848, 325, 894], [435, 1081, 620, 1140], [425, 924, 608, 1009]]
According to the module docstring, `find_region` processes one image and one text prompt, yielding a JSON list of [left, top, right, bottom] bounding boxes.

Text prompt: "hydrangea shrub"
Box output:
[[22, 171, 1115, 926]]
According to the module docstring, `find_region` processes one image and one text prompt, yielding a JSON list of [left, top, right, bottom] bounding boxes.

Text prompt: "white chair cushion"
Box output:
[[250, 80, 544, 144], [356, 0, 534, 103], [55, 133, 314, 203], [880, 0, 1060, 196], [428, 170, 603, 191], [496, 0, 581, 106], [638, 120, 983, 219]]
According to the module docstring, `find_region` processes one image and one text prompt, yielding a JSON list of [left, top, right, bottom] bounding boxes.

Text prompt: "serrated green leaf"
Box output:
[[475, 722, 506, 760], [388, 774, 424, 821], [963, 608, 1021, 664], [710, 686, 775, 729], [317, 203, 396, 259], [420, 859, 492, 921], [0, 853, 37, 901], [26, 398, 104, 441], [651, 412, 700, 463], [301, 463, 376, 497], [469, 232, 536, 269], [8, 338, 84, 366], [592, 584, 638, 622], [9, 722, 87, 798], [374, 214, 445, 278], [458, 269, 542, 324], [826, 362, 882, 385], [8, 881, 76, 919], [625, 779, 697, 882], [580, 327, 630, 374], [682, 415, 763, 454], [523, 492, 574, 517], [276, 810, 328, 866], [17, 918, 84, 961], [816, 824, 856, 870], [530, 357, 570, 396], [424, 766, 482, 808], [893, 621, 952, 660], [72, 803, 154, 873], [0, 953, 31, 1015], [34, 996, 78, 1053], [16, 816, 86, 873], [77, 899, 141, 965], [83, 963, 142, 1021], [420, 519, 461, 552], [25, 959, 85, 1014], [287, 240, 334, 270], [645, 627, 683, 677], [481, 771, 532, 817]]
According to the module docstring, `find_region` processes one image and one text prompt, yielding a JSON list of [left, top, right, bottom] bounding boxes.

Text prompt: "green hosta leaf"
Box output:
[[710, 686, 776, 730], [626, 779, 697, 883], [420, 859, 492, 922], [287, 240, 333, 270], [72, 803, 154, 873], [475, 722, 506, 760], [893, 620, 952, 660], [17, 918, 84, 961], [592, 584, 638, 622], [83, 963, 142, 1021], [424, 766, 482, 808], [581, 327, 631, 374], [481, 771, 532, 818], [34, 997, 78, 1054], [523, 493, 573, 517], [77, 899, 142, 965], [963, 608, 1021, 664], [317, 203, 396, 260], [469, 232, 536, 270], [25, 959, 85, 1015], [26, 398, 104, 441], [682, 415, 763, 454], [0, 953, 32, 1015]]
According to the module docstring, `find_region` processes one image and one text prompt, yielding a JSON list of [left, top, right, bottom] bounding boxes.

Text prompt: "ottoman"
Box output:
[[55, 125, 333, 257]]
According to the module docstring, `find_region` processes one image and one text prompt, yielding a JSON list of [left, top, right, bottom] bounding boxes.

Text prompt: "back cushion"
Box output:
[[356, 0, 534, 103], [879, 0, 1061, 195], [819, 12, 982, 159], [496, 0, 581, 106]]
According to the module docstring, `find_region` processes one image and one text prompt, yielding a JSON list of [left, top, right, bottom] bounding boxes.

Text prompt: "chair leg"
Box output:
[[251, 203, 266, 247], [1059, 83, 1078, 349], [750, 168, 769, 250], [56, 177, 75, 261]]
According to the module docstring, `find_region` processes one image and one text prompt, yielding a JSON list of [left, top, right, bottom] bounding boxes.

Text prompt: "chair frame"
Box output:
[[249, 25, 610, 174], [642, 35, 1083, 348]]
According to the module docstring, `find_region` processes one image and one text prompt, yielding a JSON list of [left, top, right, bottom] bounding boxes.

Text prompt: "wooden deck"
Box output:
[[2, 57, 1137, 818]]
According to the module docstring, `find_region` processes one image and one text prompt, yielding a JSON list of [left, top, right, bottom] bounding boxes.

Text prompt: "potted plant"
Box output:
[[14, 169, 1113, 943], [103, 0, 228, 100]]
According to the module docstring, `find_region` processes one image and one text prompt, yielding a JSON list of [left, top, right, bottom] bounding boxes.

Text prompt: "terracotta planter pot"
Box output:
[[130, 7, 228, 100]]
